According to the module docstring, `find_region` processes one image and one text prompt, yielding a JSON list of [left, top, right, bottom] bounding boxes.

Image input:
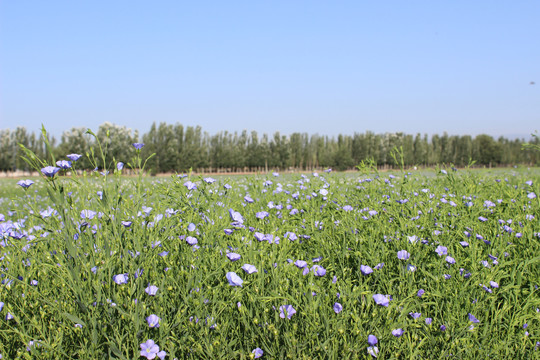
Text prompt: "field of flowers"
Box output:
[[0, 146, 539, 358]]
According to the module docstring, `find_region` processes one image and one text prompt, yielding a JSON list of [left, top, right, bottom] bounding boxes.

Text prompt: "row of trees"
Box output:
[[1, 122, 538, 174]]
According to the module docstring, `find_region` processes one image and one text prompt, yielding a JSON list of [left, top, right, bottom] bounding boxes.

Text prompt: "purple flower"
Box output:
[[342, 205, 353, 211], [367, 335, 378, 346], [244, 195, 254, 203], [227, 252, 241, 261], [408, 235, 419, 243], [184, 181, 197, 190], [122, 221, 132, 227], [435, 246, 447, 256], [367, 346, 379, 358], [186, 236, 198, 245], [460, 241, 469, 247], [229, 209, 244, 224], [17, 180, 34, 189], [256, 211, 269, 219], [446, 256, 456, 264], [374, 263, 384, 270], [226, 272, 243, 287], [417, 289, 425, 297], [113, 273, 128, 285], [440, 325, 446, 331], [285, 232, 298, 241], [145, 285, 158, 296], [397, 250, 410, 260], [66, 153, 82, 161], [425, 318, 432, 325], [140, 339, 160, 359], [311, 265, 326, 276], [117, 162, 124, 171], [468, 313, 480, 323], [133, 143, 145, 150], [80, 209, 97, 219], [489, 281, 499, 288], [478, 216, 488, 222], [41, 166, 61, 177], [407, 264, 417, 272], [409, 312, 421, 320], [56, 160, 72, 169], [392, 328, 404, 337], [528, 192, 537, 199], [203, 177, 216, 184], [252, 348, 263, 358], [360, 265, 373, 275], [333, 302, 343, 314], [294, 260, 307, 268], [302, 267, 310, 276], [146, 314, 160, 328], [373, 294, 390, 307], [241, 264, 258, 274], [279, 305, 296, 319]]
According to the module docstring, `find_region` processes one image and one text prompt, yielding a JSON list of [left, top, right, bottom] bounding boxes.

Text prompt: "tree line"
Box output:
[[0, 122, 538, 174]]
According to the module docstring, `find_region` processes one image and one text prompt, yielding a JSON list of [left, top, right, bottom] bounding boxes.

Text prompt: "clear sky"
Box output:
[[1, 1, 538, 140]]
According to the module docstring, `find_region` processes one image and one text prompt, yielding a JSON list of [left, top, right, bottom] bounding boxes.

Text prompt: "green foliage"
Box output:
[[2, 124, 540, 173], [0, 128, 539, 358]]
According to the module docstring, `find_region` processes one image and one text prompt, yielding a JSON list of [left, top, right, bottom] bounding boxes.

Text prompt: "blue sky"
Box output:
[[1, 1, 538, 140]]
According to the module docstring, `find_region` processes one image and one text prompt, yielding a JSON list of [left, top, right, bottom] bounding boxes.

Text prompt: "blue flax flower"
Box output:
[[311, 265, 326, 276], [226, 272, 243, 287], [252, 348, 263, 358], [435, 246, 447, 256], [242, 264, 258, 274], [409, 312, 421, 320], [56, 160, 72, 169], [17, 180, 34, 189], [373, 294, 390, 307], [41, 166, 60, 177], [66, 153, 82, 161], [140, 339, 161, 359], [113, 273, 129, 285], [397, 250, 410, 260], [146, 314, 160, 328], [360, 265, 373, 275], [468, 313, 480, 323], [279, 305, 296, 319], [145, 285, 158, 296], [367, 346, 379, 358], [227, 252, 241, 261]]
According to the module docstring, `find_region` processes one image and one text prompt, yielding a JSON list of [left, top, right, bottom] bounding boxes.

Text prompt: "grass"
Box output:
[[0, 161, 538, 359]]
